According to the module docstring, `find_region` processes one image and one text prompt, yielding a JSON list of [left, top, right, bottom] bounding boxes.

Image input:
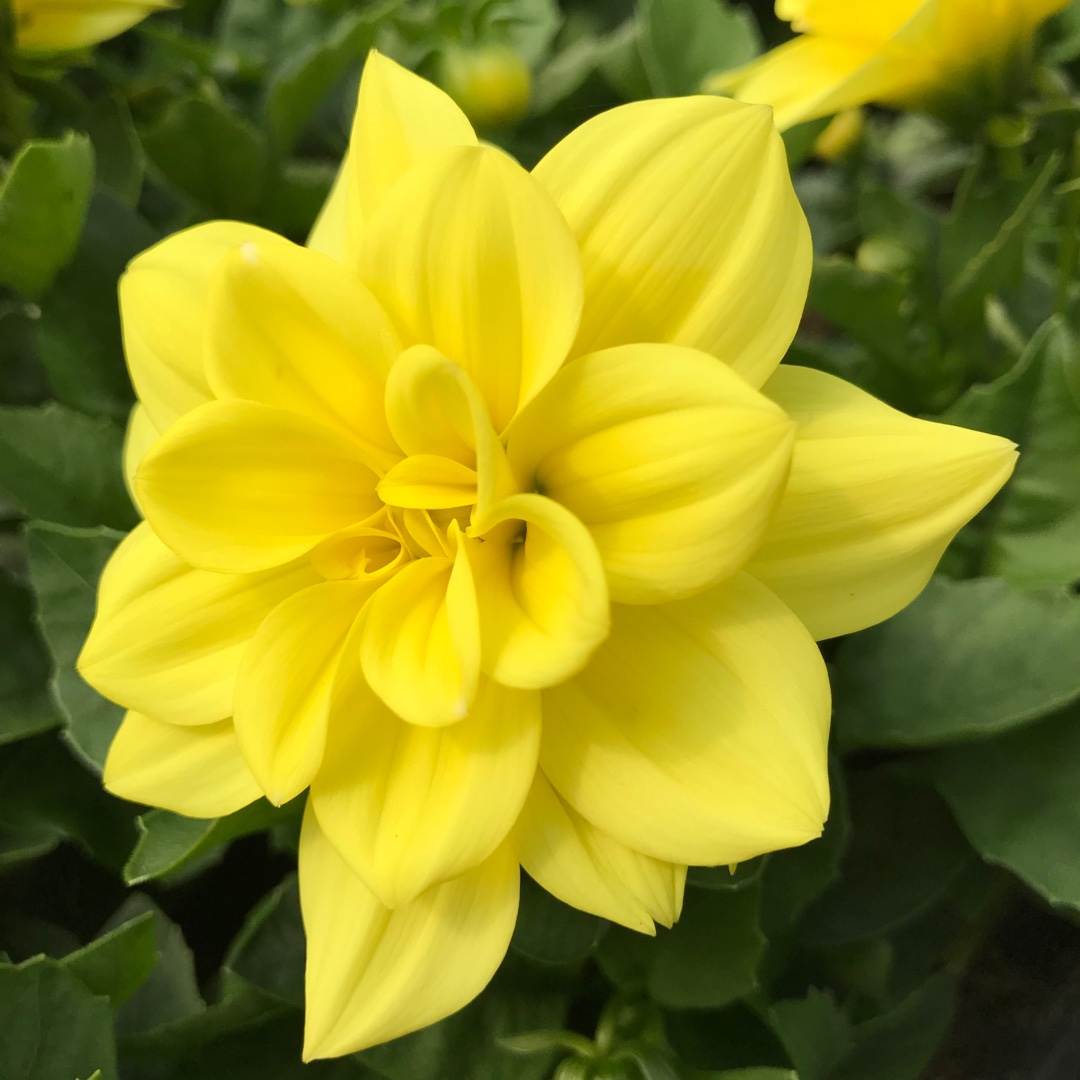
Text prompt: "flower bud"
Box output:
[[439, 43, 532, 130]]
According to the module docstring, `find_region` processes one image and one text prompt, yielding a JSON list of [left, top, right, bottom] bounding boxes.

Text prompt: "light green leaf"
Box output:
[[833, 577, 1080, 749], [768, 989, 853, 1080], [25, 522, 125, 771], [0, 133, 94, 298], [85, 92, 144, 206]]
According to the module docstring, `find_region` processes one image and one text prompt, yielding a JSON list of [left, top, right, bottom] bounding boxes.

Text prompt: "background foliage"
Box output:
[[3, 0, 1080, 1077]]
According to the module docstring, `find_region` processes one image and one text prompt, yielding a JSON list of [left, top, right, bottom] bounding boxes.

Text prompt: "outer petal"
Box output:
[[233, 580, 370, 806], [78, 524, 319, 726], [747, 366, 1018, 641], [532, 96, 810, 388], [541, 573, 831, 866], [507, 344, 795, 603], [307, 156, 350, 263], [359, 145, 584, 431], [300, 808, 518, 1060], [205, 239, 400, 471], [123, 404, 159, 510], [120, 221, 285, 432], [13, 0, 169, 53], [468, 493, 609, 689], [311, 674, 540, 907], [359, 541, 480, 726], [103, 712, 262, 818], [135, 400, 381, 574], [513, 772, 685, 934], [346, 51, 477, 235]]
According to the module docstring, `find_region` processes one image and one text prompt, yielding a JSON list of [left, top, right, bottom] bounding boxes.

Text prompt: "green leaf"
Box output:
[[688, 857, 767, 893], [510, 871, 604, 966], [768, 988, 853, 1080], [358, 970, 568, 1080], [931, 704, 1080, 909], [782, 118, 831, 170], [832, 576, 1080, 750], [223, 875, 305, 1007], [798, 772, 971, 947], [0, 572, 61, 747], [265, 6, 391, 155], [61, 910, 157, 1008], [663, 1001, 790, 1073], [832, 974, 956, 1080], [123, 797, 302, 884], [0, 958, 117, 1080], [708, 1072, 798, 1080], [0, 404, 135, 530], [638, 0, 759, 97], [35, 191, 154, 422], [143, 96, 269, 219], [25, 522, 125, 771], [0, 133, 94, 297], [646, 883, 765, 1009], [85, 93, 144, 206]]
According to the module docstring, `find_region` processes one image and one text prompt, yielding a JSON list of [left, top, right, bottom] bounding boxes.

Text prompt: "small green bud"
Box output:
[[439, 43, 531, 130]]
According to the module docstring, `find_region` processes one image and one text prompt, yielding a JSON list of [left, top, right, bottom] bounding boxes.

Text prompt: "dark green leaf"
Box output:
[[62, 910, 157, 1008], [0, 133, 94, 297], [0, 572, 61, 747], [0, 958, 117, 1080], [647, 884, 765, 1009], [85, 93, 144, 206], [663, 1001, 789, 1073], [931, 704, 1080, 909], [511, 871, 604, 966], [768, 988, 853, 1080], [35, 191, 153, 421], [223, 875, 304, 1007], [0, 404, 135, 529], [833, 576, 1080, 749], [638, 0, 759, 97], [25, 522, 125, 771], [688, 857, 767, 892], [143, 96, 269, 218]]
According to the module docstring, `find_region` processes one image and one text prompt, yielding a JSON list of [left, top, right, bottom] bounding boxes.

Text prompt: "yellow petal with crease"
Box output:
[[136, 400, 381, 574], [541, 573, 830, 866], [307, 156, 350, 263], [513, 772, 685, 934], [300, 807, 518, 1059], [468, 493, 609, 689], [748, 366, 1018, 641], [533, 96, 809, 388], [123, 404, 159, 510], [104, 712, 262, 818], [233, 580, 370, 806], [360, 145, 583, 431], [507, 343, 794, 603], [78, 523, 319, 726], [377, 454, 478, 510], [312, 674, 539, 906], [347, 51, 477, 234], [120, 221, 286, 432], [359, 543, 480, 726], [205, 239, 400, 471]]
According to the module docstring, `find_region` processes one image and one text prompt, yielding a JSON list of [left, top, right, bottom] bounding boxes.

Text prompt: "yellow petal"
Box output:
[[359, 541, 480, 726], [513, 772, 685, 934], [359, 145, 583, 432], [748, 366, 1018, 641], [347, 51, 477, 234], [122, 404, 159, 511], [532, 96, 810, 388], [233, 580, 370, 806], [309, 514, 410, 583], [468, 493, 609, 689], [120, 221, 286, 432], [205, 239, 400, 471], [383, 345, 514, 513], [377, 454, 478, 510], [307, 156, 350, 263], [311, 674, 540, 906], [135, 400, 381, 574], [507, 343, 795, 603], [103, 711, 262, 818], [13, 0, 169, 52], [541, 573, 831, 866], [78, 523, 319, 726], [300, 807, 518, 1059]]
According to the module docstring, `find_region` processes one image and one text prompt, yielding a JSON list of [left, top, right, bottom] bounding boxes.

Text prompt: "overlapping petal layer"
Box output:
[[748, 366, 1018, 640]]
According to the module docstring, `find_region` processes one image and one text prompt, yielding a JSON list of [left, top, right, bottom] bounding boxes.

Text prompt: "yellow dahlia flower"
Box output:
[[79, 52, 1015, 1060], [721, 0, 1071, 131], [11, 0, 170, 52]]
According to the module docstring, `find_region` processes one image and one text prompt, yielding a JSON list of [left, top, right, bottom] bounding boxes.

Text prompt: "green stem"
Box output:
[[1056, 139, 1080, 315]]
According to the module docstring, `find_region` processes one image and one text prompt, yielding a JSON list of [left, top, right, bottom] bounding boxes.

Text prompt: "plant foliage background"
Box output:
[[3, 0, 1080, 1077]]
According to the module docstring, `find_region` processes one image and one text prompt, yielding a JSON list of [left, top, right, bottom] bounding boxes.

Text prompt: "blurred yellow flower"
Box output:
[[78, 52, 1016, 1060], [720, 0, 1071, 130], [11, 0, 171, 52], [439, 42, 532, 129]]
